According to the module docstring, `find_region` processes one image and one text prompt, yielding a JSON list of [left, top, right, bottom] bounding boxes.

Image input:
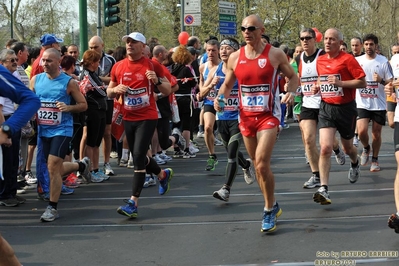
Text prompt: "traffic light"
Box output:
[[104, 0, 121, 27]]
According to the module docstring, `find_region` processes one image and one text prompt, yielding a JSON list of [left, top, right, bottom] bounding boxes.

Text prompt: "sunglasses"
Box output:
[[4, 58, 17, 63], [300, 36, 313, 41], [241, 26, 259, 32]]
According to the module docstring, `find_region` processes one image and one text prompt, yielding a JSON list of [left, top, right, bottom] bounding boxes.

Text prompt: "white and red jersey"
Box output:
[[299, 49, 323, 109], [110, 57, 165, 122], [356, 54, 393, 110], [234, 44, 281, 120]]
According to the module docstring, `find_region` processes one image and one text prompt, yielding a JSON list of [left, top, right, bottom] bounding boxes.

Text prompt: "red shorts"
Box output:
[[239, 112, 279, 137]]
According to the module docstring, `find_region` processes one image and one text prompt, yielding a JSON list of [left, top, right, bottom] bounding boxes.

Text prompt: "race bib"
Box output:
[[224, 89, 239, 111], [359, 81, 378, 98], [241, 84, 270, 112], [37, 102, 62, 125], [124, 87, 150, 110], [301, 76, 318, 96], [207, 88, 217, 101], [319, 75, 344, 98]]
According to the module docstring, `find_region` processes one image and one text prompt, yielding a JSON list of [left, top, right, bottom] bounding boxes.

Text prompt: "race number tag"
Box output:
[[301, 76, 318, 96], [37, 102, 62, 125], [360, 81, 378, 98], [240, 84, 270, 112], [207, 88, 217, 101], [319, 75, 343, 98], [224, 89, 239, 111], [124, 87, 150, 110]]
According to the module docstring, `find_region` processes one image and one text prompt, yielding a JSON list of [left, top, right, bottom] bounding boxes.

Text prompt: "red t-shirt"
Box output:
[[30, 49, 45, 79], [111, 57, 165, 121], [316, 51, 365, 104]]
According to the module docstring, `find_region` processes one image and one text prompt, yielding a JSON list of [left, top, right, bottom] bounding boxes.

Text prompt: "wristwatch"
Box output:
[[1, 124, 12, 138], [155, 77, 162, 86]]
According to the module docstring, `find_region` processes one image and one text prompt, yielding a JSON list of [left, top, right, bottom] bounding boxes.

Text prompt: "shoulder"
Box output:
[[103, 54, 116, 65]]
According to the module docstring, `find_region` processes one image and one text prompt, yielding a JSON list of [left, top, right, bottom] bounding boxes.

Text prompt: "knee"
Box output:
[[319, 145, 332, 156]]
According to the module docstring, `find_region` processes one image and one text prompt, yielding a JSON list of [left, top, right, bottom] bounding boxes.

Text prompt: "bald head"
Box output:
[[89, 36, 104, 55], [243, 14, 263, 28], [43, 48, 61, 60]]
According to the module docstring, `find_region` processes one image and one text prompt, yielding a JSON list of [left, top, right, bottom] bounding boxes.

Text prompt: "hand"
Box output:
[[373, 72, 381, 83], [214, 97, 221, 112], [113, 84, 128, 94], [311, 84, 320, 95], [56, 101, 69, 112], [210, 76, 220, 87], [328, 75, 342, 87], [384, 82, 394, 97], [0, 131, 11, 146], [145, 70, 157, 84], [281, 93, 293, 105]]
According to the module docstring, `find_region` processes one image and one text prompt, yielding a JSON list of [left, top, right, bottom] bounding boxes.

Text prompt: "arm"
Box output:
[[59, 79, 87, 113], [107, 80, 128, 99]]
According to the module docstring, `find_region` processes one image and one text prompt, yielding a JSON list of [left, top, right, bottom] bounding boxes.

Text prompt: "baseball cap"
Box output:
[[40, 34, 64, 46], [187, 46, 201, 55], [122, 32, 146, 44]]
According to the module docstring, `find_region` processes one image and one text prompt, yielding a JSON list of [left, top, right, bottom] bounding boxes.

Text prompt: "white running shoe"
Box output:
[[153, 154, 166, 165]]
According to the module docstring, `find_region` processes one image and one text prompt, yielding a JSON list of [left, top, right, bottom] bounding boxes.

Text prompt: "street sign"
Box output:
[[184, 0, 201, 13], [218, 0, 236, 36], [219, 14, 236, 22], [184, 13, 202, 26], [218, 1, 236, 9], [220, 28, 237, 35]]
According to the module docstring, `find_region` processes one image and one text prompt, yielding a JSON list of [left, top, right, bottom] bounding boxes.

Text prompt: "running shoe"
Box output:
[[127, 160, 134, 169], [370, 161, 380, 172], [303, 174, 321, 189], [61, 186, 74, 195], [205, 156, 218, 171], [37, 192, 50, 202], [80, 157, 92, 183], [388, 214, 399, 233], [40, 206, 59, 222], [261, 202, 282, 233], [17, 189, 26, 194], [25, 171, 37, 184], [0, 197, 19, 207], [173, 150, 184, 158], [154, 154, 166, 165], [348, 162, 360, 183], [159, 152, 172, 161], [214, 137, 223, 146], [110, 151, 118, 159], [353, 136, 359, 147], [196, 131, 204, 138], [189, 142, 199, 154], [182, 150, 196, 159], [97, 169, 110, 181], [117, 199, 138, 218], [104, 163, 114, 176], [63, 173, 80, 188], [360, 148, 370, 166], [90, 171, 105, 183], [143, 175, 156, 188], [14, 195, 26, 204], [159, 168, 173, 195], [119, 159, 128, 167], [313, 186, 331, 205], [213, 186, 230, 202], [335, 147, 346, 165], [242, 159, 255, 185]]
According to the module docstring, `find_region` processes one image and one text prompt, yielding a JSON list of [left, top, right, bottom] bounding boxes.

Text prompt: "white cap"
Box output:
[[122, 32, 146, 44]]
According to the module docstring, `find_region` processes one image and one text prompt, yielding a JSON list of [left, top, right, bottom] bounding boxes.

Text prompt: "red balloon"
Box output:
[[178, 31, 190, 45], [315, 31, 323, 42], [312, 27, 320, 33]]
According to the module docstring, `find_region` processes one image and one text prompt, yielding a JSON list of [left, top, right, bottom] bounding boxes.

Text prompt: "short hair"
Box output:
[[113, 46, 126, 62], [60, 55, 76, 71], [279, 44, 289, 54], [351, 37, 363, 44], [5, 38, 18, 49], [300, 28, 316, 39], [27, 47, 41, 65], [172, 45, 193, 65], [81, 50, 101, 69], [0, 49, 16, 62], [261, 34, 270, 43], [363, 34, 378, 45], [206, 39, 220, 49], [341, 42, 348, 48], [10, 42, 27, 55], [60, 45, 68, 55], [187, 36, 200, 47]]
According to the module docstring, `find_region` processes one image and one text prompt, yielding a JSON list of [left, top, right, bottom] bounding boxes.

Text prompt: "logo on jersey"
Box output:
[[305, 67, 312, 74], [258, 59, 267, 68], [135, 73, 145, 81], [239, 60, 247, 64]]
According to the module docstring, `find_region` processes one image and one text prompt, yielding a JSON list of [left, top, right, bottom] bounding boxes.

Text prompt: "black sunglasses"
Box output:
[[241, 26, 259, 32], [4, 58, 17, 63], [300, 36, 313, 41]]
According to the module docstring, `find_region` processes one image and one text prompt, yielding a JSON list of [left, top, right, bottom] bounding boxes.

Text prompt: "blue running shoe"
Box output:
[[159, 168, 173, 195], [61, 186, 74, 195], [261, 202, 282, 233], [117, 199, 137, 218]]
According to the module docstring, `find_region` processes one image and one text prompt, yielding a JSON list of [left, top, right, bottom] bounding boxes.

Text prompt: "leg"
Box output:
[[0, 233, 21, 266], [203, 111, 216, 155]]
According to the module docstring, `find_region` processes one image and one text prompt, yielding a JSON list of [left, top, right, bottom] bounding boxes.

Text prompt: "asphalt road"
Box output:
[[2, 121, 399, 266]]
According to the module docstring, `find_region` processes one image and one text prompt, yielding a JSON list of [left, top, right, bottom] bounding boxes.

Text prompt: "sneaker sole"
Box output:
[[261, 208, 282, 233], [0, 202, 19, 207], [212, 191, 229, 202], [159, 169, 174, 195], [370, 168, 380, 172], [303, 183, 321, 189], [205, 161, 218, 171], [40, 215, 59, 222], [117, 208, 137, 218], [313, 192, 332, 205]]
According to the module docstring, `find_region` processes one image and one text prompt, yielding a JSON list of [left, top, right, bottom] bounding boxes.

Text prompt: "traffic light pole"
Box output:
[[97, 0, 102, 37], [79, 0, 88, 53]]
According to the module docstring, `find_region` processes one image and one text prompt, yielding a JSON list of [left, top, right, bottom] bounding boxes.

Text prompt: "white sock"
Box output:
[[122, 149, 129, 160]]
